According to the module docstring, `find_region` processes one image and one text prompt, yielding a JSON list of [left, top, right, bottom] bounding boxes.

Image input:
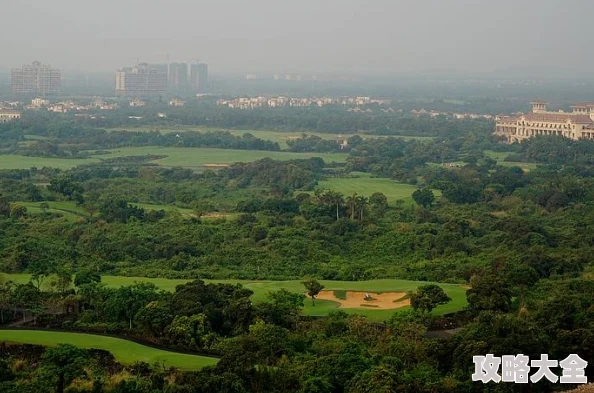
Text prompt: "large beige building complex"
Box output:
[[495, 101, 594, 143]]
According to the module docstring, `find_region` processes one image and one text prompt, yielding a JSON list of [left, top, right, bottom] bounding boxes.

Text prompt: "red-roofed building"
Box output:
[[495, 101, 594, 143]]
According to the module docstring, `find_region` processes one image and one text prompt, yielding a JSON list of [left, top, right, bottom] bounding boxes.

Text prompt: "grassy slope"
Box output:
[[5, 274, 468, 322], [0, 330, 217, 371], [16, 201, 85, 221]]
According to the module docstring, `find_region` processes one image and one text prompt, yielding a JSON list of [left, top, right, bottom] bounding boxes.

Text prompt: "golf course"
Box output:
[[4, 274, 468, 321], [315, 172, 436, 206]]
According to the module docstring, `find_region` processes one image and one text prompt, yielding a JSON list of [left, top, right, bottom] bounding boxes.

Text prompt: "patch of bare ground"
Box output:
[[316, 290, 411, 309], [565, 385, 594, 393]]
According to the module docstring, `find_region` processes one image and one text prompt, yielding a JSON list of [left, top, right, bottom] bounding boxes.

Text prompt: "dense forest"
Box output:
[[0, 110, 593, 392]]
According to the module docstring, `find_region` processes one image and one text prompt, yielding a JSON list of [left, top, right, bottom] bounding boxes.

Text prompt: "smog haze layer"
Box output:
[[0, 0, 592, 76]]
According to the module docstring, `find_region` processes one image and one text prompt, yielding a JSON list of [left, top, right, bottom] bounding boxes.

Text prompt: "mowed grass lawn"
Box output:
[[0, 330, 217, 371], [0, 146, 346, 170], [94, 147, 347, 168], [316, 173, 440, 206], [0, 155, 99, 170], [5, 274, 468, 322]]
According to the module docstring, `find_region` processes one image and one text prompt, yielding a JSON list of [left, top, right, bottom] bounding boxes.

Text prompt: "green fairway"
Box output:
[[316, 174, 430, 206], [0, 155, 98, 170], [16, 201, 86, 221], [0, 146, 346, 170], [94, 147, 347, 169], [4, 274, 467, 321], [0, 330, 217, 371]]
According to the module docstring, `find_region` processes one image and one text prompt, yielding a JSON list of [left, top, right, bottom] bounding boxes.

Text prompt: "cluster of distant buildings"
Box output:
[[409, 108, 495, 120], [0, 94, 190, 123], [216, 96, 391, 110], [115, 62, 208, 97], [10, 61, 209, 98], [0, 101, 22, 123]]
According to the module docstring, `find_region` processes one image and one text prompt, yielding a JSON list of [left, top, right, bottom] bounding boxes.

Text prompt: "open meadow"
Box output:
[[4, 274, 468, 322], [0, 330, 217, 370]]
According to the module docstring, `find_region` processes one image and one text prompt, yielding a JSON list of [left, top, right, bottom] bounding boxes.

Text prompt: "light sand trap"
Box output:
[[203, 164, 230, 168], [203, 213, 232, 218], [316, 290, 410, 309], [182, 212, 233, 219]]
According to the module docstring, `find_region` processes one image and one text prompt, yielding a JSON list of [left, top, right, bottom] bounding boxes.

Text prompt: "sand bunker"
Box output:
[[316, 290, 410, 309], [204, 213, 233, 218], [203, 164, 230, 168]]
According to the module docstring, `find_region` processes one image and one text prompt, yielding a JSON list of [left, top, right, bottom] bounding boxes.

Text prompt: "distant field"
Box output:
[[484, 150, 539, 170], [0, 155, 99, 170], [94, 147, 348, 168], [16, 201, 87, 221], [4, 274, 468, 321], [106, 127, 435, 148], [428, 151, 538, 172], [316, 173, 432, 206], [0, 330, 217, 371], [14, 201, 234, 221], [0, 147, 346, 170]]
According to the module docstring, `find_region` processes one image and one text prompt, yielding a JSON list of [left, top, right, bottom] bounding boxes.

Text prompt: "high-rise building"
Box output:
[[115, 63, 168, 97], [168, 63, 189, 92], [190, 63, 208, 92], [11, 61, 61, 96]]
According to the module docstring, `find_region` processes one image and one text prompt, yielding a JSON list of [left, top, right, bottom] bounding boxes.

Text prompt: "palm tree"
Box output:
[[355, 195, 368, 221], [329, 191, 344, 221], [346, 193, 358, 219]]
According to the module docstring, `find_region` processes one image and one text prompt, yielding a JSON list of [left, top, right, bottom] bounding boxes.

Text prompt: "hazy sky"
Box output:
[[1, 0, 591, 75]]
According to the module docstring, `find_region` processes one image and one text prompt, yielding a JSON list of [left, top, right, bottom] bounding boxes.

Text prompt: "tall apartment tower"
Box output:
[[11, 61, 61, 96], [168, 63, 189, 92], [190, 63, 208, 93], [115, 63, 168, 97]]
